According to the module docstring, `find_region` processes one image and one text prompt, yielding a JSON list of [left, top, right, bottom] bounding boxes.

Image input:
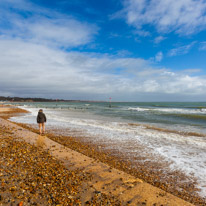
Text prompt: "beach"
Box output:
[[0, 105, 205, 205]]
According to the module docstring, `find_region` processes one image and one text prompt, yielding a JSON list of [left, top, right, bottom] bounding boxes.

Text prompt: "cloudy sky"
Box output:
[[1, 0, 206, 101]]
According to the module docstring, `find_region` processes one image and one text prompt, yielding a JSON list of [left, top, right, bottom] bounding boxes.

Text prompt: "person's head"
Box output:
[[39, 109, 43, 112]]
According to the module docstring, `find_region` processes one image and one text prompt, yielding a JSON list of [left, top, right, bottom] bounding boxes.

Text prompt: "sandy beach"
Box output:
[[0, 105, 204, 205]]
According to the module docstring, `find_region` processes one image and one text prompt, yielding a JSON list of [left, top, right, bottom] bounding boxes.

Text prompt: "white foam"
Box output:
[[127, 107, 206, 114], [128, 107, 151, 112], [11, 105, 206, 198]]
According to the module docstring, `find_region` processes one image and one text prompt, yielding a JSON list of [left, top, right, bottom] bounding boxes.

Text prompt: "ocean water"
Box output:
[[8, 101, 206, 198]]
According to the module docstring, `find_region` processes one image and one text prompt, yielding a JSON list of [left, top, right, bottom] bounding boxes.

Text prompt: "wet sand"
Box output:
[[0, 106, 203, 205], [24, 125, 206, 206]]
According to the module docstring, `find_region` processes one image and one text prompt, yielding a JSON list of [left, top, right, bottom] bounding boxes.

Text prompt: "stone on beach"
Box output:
[[0, 106, 203, 205], [0, 124, 121, 205]]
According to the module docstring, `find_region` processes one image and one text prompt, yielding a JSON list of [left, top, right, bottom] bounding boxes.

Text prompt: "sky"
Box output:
[[1, 0, 206, 101]]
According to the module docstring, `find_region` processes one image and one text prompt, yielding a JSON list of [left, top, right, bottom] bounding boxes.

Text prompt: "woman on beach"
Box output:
[[37, 109, 47, 135]]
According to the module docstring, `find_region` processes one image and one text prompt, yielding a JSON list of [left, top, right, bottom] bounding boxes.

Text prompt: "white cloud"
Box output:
[[29, 18, 97, 48], [0, 0, 98, 48], [168, 42, 196, 56], [182, 69, 202, 73], [0, 0, 206, 101], [154, 36, 166, 44], [123, 0, 206, 35], [1, 39, 206, 101], [155, 51, 163, 62], [199, 41, 206, 50]]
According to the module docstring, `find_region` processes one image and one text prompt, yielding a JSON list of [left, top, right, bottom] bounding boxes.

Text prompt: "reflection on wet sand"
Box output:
[[36, 135, 46, 148]]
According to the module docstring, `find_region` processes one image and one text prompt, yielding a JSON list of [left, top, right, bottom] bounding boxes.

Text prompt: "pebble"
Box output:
[[0, 125, 121, 206], [1, 108, 206, 205]]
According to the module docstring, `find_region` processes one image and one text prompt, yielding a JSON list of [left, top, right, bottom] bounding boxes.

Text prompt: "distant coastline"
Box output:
[[0, 96, 105, 103]]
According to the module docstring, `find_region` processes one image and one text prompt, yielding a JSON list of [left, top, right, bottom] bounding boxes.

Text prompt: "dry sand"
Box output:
[[0, 106, 197, 205]]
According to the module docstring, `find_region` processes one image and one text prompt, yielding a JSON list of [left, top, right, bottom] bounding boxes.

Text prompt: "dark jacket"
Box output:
[[37, 112, 46, 123]]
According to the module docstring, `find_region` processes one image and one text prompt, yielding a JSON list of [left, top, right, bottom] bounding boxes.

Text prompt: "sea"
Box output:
[[6, 101, 206, 198]]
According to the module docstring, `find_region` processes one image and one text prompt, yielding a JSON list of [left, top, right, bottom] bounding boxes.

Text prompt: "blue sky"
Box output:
[[1, 0, 206, 101]]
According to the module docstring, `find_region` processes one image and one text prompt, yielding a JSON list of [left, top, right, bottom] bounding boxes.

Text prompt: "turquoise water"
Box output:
[[8, 101, 206, 133]]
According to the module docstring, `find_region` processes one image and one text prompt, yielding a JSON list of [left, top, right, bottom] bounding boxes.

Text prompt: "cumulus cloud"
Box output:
[[1, 0, 206, 101], [1, 39, 206, 101], [122, 0, 206, 35], [0, 0, 98, 48]]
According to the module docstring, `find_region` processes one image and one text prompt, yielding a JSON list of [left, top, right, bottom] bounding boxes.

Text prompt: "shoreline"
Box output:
[[21, 123, 206, 205], [0, 106, 205, 205]]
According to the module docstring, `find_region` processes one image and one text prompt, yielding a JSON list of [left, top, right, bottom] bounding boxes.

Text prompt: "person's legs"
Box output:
[[39, 123, 42, 135], [42, 123, 45, 134]]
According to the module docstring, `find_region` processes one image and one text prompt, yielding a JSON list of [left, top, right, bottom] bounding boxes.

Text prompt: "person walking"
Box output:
[[37, 109, 47, 135]]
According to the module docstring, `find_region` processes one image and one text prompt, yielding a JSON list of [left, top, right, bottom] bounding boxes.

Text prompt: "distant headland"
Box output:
[[0, 96, 104, 103]]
